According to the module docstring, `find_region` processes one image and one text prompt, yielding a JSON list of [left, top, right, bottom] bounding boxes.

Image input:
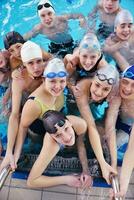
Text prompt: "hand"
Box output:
[[71, 85, 82, 98], [12, 66, 25, 80], [109, 188, 126, 199], [101, 162, 117, 184], [0, 152, 17, 172], [80, 172, 93, 189], [66, 175, 81, 188]]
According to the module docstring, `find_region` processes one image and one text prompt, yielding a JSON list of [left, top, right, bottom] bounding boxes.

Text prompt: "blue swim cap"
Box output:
[[122, 65, 134, 80]]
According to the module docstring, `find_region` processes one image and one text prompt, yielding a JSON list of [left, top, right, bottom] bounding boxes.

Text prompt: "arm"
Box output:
[[74, 80, 117, 183], [23, 24, 42, 41], [59, 13, 86, 28], [14, 100, 41, 163], [27, 133, 81, 188], [117, 125, 134, 198], [0, 80, 23, 170], [105, 96, 121, 170]]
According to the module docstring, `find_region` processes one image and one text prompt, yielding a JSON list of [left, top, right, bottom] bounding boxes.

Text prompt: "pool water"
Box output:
[[0, 0, 134, 50], [0, 0, 134, 169]]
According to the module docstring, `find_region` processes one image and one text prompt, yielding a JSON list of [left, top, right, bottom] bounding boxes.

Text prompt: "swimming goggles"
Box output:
[[53, 119, 65, 133], [122, 71, 134, 79], [44, 71, 68, 79], [37, 3, 54, 11], [96, 72, 115, 85]]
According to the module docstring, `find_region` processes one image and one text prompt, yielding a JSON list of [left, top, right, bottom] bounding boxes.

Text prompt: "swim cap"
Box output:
[[4, 31, 25, 50], [21, 41, 42, 63], [79, 33, 101, 55], [42, 110, 67, 134], [122, 65, 134, 80], [114, 10, 133, 29], [42, 58, 68, 78], [96, 64, 119, 85], [37, 0, 55, 17]]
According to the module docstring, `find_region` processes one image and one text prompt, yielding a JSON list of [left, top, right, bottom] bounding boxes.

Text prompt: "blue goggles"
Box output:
[[122, 71, 134, 80], [44, 71, 68, 79], [96, 72, 115, 85]]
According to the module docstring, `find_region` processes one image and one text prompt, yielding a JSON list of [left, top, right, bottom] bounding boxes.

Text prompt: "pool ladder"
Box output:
[[0, 165, 12, 190], [111, 175, 123, 200]]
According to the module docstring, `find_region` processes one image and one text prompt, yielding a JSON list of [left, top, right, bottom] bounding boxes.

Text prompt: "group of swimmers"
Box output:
[[0, 0, 134, 199]]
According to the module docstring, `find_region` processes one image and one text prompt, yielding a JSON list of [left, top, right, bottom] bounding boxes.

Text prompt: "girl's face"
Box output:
[[103, 0, 119, 14], [115, 23, 133, 41], [8, 43, 23, 59], [51, 120, 75, 146], [90, 77, 112, 102], [0, 52, 7, 68], [45, 77, 66, 96], [25, 58, 44, 78], [39, 10, 55, 27], [79, 49, 100, 71], [120, 78, 134, 100]]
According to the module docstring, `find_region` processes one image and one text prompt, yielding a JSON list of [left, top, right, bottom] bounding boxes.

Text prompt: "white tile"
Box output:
[[8, 187, 42, 200], [0, 186, 9, 200], [42, 191, 76, 200], [44, 185, 77, 194]]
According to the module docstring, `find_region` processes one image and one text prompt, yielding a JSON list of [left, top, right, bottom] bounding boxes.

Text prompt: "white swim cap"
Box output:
[[114, 9, 133, 29], [96, 64, 119, 85], [43, 58, 68, 78], [21, 41, 42, 63], [79, 33, 101, 55], [37, 0, 55, 17]]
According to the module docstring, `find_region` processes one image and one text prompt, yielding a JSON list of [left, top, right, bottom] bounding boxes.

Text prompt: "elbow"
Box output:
[[27, 177, 35, 188]]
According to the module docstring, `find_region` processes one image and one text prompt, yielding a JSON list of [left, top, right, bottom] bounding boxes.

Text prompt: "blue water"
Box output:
[[0, 0, 134, 50], [0, 0, 134, 157]]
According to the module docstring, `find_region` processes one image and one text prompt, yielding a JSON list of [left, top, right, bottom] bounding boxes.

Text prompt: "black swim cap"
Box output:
[[4, 31, 25, 50], [42, 110, 67, 134]]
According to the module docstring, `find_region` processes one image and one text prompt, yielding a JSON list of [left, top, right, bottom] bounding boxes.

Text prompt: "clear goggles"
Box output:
[[96, 72, 115, 85]]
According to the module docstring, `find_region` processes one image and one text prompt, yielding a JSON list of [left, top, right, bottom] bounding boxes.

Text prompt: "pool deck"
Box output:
[[0, 162, 134, 200]]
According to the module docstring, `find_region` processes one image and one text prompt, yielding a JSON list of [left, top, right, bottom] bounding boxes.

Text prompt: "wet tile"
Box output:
[[8, 187, 42, 200], [42, 191, 76, 200], [0, 186, 9, 200], [77, 195, 109, 200], [44, 185, 77, 194], [10, 178, 27, 189], [77, 187, 109, 197]]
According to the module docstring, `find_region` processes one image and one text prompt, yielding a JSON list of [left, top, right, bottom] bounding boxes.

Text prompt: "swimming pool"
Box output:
[[0, 0, 134, 50]]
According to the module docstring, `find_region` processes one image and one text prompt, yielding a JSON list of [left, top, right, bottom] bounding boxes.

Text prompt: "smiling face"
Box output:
[[120, 78, 134, 100], [51, 120, 75, 146], [115, 23, 133, 41], [90, 77, 112, 102], [79, 49, 100, 71], [8, 43, 23, 59], [39, 10, 55, 27], [24, 58, 44, 78], [44, 77, 66, 96], [102, 0, 119, 14]]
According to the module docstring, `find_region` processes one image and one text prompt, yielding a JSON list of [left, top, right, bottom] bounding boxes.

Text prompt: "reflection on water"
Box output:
[[79, 188, 91, 200]]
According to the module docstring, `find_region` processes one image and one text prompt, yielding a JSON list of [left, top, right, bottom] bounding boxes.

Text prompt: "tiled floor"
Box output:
[[0, 157, 134, 200], [0, 171, 134, 200]]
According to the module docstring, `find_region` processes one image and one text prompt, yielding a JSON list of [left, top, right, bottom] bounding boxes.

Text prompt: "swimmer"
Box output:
[[26, 110, 92, 189], [4, 31, 52, 71], [0, 41, 45, 171], [23, 0, 86, 57], [104, 9, 134, 71], [109, 65, 134, 199], [64, 33, 109, 85], [88, 0, 121, 39], [72, 64, 119, 184]]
